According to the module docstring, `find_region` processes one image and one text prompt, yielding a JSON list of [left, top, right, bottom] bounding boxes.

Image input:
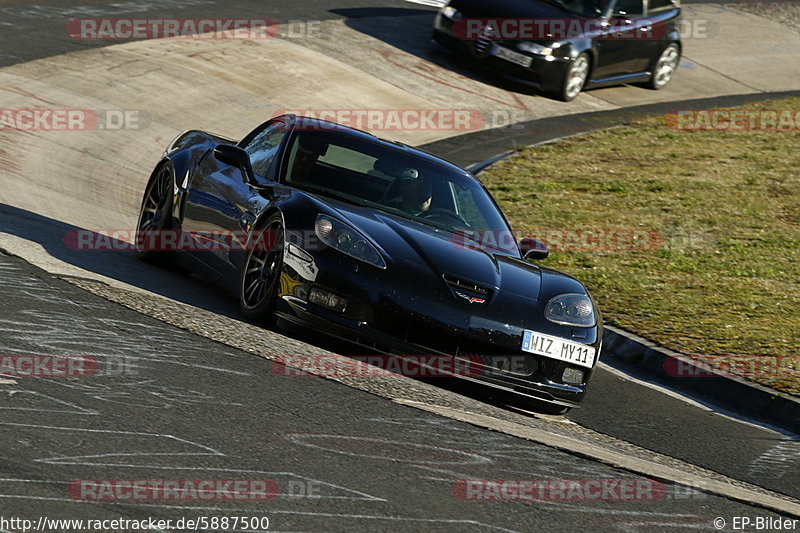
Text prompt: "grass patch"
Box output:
[[480, 98, 800, 394]]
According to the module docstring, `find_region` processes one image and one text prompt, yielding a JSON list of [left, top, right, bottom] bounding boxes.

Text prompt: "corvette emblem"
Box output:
[[455, 291, 486, 304]]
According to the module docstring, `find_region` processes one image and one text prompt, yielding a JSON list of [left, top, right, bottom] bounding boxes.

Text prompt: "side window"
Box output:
[[613, 0, 645, 16], [244, 123, 287, 178], [648, 0, 673, 10], [318, 145, 377, 174], [451, 182, 489, 229]]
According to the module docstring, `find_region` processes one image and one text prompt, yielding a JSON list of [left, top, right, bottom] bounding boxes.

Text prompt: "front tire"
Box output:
[[647, 43, 680, 90], [239, 214, 285, 321], [135, 162, 175, 264], [555, 53, 590, 102]]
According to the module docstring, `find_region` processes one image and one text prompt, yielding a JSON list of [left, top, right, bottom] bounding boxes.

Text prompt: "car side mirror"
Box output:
[[213, 144, 256, 184], [519, 238, 549, 261]]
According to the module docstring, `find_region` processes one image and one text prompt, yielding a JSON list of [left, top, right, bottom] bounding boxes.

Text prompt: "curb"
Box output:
[[428, 92, 800, 434], [420, 90, 800, 168]]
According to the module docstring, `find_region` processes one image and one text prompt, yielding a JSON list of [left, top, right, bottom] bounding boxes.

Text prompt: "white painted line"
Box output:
[[535, 502, 699, 517], [617, 522, 709, 532], [284, 433, 493, 465], [402, 0, 447, 6], [598, 362, 799, 438], [746, 441, 800, 480], [0, 389, 99, 415], [0, 421, 223, 443], [598, 362, 716, 411], [394, 400, 800, 517], [0, 422, 226, 469]]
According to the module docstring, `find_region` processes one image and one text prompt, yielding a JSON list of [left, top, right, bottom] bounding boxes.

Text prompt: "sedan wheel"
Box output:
[[135, 163, 174, 263], [240, 216, 285, 320], [648, 43, 680, 90], [558, 53, 590, 102]]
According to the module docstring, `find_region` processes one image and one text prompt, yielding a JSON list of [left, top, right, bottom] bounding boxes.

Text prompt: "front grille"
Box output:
[[474, 24, 496, 54], [456, 340, 538, 377], [369, 309, 546, 379], [406, 320, 461, 354], [371, 310, 460, 354], [478, 354, 537, 377]]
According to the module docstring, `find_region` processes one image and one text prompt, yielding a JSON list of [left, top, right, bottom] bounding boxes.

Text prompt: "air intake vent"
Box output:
[[443, 275, 491, 296], [474, 24, 497, 54]]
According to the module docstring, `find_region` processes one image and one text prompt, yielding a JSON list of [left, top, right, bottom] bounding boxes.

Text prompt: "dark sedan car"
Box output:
[[136, 115, 602, 413], [433, 0, 682, 100]]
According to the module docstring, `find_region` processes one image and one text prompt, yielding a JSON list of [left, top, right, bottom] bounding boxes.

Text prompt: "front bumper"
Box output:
[[276, 238, 601, 408]]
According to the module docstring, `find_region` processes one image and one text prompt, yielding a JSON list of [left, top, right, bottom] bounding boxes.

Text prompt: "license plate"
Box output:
[[491, 45, 533, 68], [521, 330, 596, 368]]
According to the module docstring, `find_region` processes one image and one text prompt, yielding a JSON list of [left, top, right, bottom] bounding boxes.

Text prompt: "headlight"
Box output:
[[441, 5, 462, 20], [315, 215, 386, 269], [517, 42, 553, 56], [545, 293, 596, 327]]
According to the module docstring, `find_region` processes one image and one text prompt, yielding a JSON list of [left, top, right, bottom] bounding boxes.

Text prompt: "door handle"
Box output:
[[615, 19, 632, 36]]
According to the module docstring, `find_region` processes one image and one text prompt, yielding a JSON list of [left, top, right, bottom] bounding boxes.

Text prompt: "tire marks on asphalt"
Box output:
[[747, 441, 800, 481], [0, 253, 779, 531]]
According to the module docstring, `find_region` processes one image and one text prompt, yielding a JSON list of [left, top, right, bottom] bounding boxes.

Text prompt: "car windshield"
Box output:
[[542, 0, 606, 17], [283, 129, 515, 249]]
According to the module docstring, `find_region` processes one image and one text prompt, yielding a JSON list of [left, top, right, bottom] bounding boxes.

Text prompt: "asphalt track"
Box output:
[[0, 0, 799, 530], [0, 0, 433, 68], [0, 247, 793, 531]]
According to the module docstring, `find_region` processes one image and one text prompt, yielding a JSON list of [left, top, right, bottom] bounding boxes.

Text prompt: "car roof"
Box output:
[[281, 114, 473, 178]]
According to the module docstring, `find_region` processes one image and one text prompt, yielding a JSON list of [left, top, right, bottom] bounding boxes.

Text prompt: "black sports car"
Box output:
[[433, 0, 682, 101], [136, 115, 602, 413]]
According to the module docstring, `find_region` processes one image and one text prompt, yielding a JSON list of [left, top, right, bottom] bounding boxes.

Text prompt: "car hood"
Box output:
[[317, 197, 544, 302], [450, 0, 576, 21]]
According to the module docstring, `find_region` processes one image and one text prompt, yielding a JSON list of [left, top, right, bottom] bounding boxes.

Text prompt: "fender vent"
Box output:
[[474, 24, 497, 54], [443, 275, 492, 296]]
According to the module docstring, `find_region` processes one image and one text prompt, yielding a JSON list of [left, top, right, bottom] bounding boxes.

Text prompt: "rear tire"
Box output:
[[647, 43, 680, 90], [239, 214, 285, 322], [135, 162, 175, 265]]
